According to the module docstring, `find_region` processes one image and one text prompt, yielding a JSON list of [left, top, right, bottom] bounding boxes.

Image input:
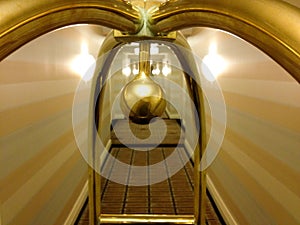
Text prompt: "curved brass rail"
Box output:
[[168, 32, 207, 225], [88, 31, 124, 225], [149, 0, 300, 82], [0, 0, 141, 61]]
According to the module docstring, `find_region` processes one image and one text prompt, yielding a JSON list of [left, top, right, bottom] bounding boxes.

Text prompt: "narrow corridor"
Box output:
[[76, 119, 223, 224]]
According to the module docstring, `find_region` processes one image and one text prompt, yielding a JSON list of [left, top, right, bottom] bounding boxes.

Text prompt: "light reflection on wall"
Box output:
[[201, 42, 228, 82], [70, 42, 96, 81]]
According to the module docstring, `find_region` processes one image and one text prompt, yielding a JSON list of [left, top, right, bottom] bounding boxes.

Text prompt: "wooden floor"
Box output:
[[75, 119, 223, 225]]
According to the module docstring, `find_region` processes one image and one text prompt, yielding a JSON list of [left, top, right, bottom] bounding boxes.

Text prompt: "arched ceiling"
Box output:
[[0, 0, 299, 82]]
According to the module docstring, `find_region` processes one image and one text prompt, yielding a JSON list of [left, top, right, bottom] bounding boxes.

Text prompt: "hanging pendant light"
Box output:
[[120, 42, 166, 124]]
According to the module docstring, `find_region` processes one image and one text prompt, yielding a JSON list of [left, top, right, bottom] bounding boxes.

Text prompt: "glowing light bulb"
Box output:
[[71, 42, 96, 81], [162, 64, 171, 76], [132, 63, 139, 75], [152, 63, 160, 75], [122, 66, 131, 77], [201, 42, 227, 82]]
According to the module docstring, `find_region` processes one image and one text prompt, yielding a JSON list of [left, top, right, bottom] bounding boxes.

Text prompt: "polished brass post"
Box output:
[[138, 41, 151, 77], [166, 32, 207, 225], [88, 31, 124, 225]]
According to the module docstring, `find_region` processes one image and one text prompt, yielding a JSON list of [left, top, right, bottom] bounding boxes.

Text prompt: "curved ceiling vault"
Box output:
[[0, 0, 299, 82]]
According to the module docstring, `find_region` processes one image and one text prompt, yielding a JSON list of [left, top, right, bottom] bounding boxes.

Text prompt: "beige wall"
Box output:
[[188, 29, 300, 225], [0, 25, 104, 225], [1, 22, 299, 225]]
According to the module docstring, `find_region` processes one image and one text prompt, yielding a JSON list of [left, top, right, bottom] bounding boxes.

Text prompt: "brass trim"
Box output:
[[113, 29, 177, 42], [88, 31, 124, 225], [149, 0, 300, 82], [169, 32, 207, 225], [0, 0, 142, 61], [138, 41, 151, 76], [88, 165, 100, 225], [100, 214, 194, 224]]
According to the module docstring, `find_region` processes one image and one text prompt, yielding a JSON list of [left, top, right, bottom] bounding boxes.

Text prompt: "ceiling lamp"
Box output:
[[132, 63, 139, 75], [71, 42, 95, 81], [201, 42, 227, 81], [151, 62, 160, 75], [162, 59, 171, 76], [120, 42, 166, 124], [122, 58, 131, 77]]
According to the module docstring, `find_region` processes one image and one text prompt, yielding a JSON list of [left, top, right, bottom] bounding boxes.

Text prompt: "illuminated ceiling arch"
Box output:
[[0, 0, 299, 81]]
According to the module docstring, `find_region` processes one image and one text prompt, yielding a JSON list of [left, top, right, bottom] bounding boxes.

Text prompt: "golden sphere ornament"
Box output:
[[120, 71, 166, 124]]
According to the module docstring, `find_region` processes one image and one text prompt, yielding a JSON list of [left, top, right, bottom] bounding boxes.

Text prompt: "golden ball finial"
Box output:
[[120, 41, 166, 124], [120, 72, 166, 124]]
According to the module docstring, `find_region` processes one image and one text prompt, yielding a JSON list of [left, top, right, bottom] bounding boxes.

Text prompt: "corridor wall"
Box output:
[[188, 28, 300, 225], [0, 26, 103, 225]]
